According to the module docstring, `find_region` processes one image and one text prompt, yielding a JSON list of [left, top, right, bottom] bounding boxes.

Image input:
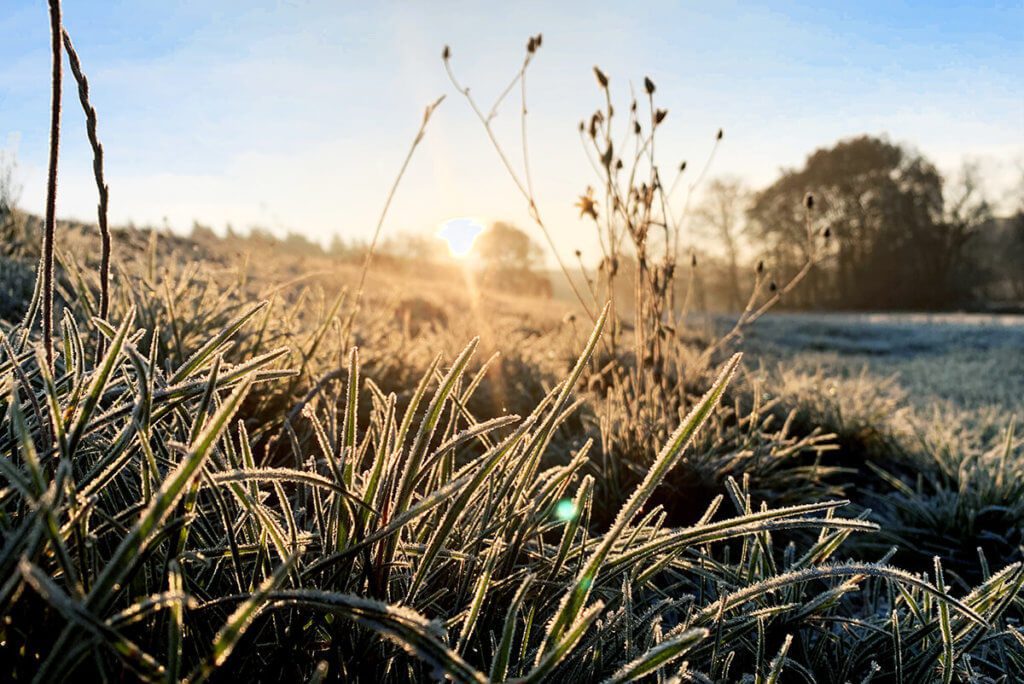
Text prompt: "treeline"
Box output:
[[188, 219, 555, 298], [696, 135, 1023, 312]]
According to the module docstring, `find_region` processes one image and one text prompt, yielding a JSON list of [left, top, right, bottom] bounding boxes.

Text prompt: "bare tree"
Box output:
[[694, 177, 748, 311]]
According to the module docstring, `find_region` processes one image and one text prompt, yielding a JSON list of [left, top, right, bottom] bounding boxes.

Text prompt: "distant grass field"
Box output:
[[733, 312, 1024, 415]]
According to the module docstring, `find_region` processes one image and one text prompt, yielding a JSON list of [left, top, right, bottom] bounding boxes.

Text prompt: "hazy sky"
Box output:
[[2, 1, 1022, 263]]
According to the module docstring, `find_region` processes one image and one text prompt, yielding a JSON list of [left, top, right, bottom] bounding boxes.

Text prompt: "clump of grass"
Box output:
[[867, 420, 1024, 580]]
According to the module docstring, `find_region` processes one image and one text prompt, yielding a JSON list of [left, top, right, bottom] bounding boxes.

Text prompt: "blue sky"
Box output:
[[2, 1, 1022, 261]]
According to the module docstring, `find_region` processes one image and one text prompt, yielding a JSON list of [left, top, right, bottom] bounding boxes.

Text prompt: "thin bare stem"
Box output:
[[672, 132, 722, 265], [342, 95, 445, 348], [41, 0, 63, 372], [62, 28, 112, 358], [444, 48, 597, 322], [699, 204, 820, 364]]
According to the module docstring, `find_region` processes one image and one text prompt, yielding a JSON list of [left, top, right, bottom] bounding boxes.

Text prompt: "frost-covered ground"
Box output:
[[727, 312, 1024, 417]]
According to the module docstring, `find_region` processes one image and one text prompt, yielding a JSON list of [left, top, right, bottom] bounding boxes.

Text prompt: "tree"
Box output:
[[936, 162, 992, 299], [694, 177, 748, 311], [472, 222, 551, 297], [748, 135, 982, 310], [473, 221, 543, 272]]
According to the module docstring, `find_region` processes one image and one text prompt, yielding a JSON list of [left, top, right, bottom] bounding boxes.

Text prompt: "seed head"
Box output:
[[654, 109, 668, 125], [756, 259, 765, 275], [804, 192, 815, 210], [601, 141, 614, 168], [527, 36, 537, 53], [593, 66, 609, 89], [679, 160, 687, 172], [442, 45, 451, 60], [634, 121, 641, 135], [769, 280, 778, 292], [691, 253, 698, 268], [716, 128, 724, 140], [822, 227, 831, 239], [644, 76, 656, 95], [575, 249, 582, 258]]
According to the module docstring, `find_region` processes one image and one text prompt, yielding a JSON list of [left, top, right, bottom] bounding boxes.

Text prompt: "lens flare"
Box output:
[[554, 498, 578, 522]]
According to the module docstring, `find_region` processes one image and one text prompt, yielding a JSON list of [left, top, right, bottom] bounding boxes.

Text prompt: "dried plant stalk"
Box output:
[[41, 0, 63, 370], [62, 28, 112, 355]]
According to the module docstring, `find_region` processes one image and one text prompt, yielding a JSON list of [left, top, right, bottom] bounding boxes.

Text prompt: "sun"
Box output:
[[437, 217, 484, 258]]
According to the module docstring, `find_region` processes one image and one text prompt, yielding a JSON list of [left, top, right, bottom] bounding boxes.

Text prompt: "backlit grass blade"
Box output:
[[65, 307, 134, 456], [406, 415, 534, 601], [603, 628, 708, 684], [169, 301, 267, 383], [540, 353, 741, 657], [490, 573, 535, 682], [193, 552, 299, 682], [519, 600, 605, 683], [261, 589, 487, 684], [34, 376, 255, 682]]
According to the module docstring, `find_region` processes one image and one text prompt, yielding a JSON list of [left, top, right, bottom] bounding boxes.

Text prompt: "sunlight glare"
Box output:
[[438, 217, 484, 258]]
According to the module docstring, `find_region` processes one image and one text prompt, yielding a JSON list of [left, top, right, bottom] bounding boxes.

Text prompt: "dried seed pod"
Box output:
[[634, 121, 641, 135], [593, 66, 609, 88], [822, 226, 831, 239], [769, 281, 778, 292], [601, 141, 614, 168], [804, 192, 815, 210], [644, 76, 656, 95], [716, 128, 724, 140], [691, 253, 698, 268], [679, 160, 687, 172], [654, 109, 668, 125], [442, 45, 451, 60], [756, 259, 765, 275]]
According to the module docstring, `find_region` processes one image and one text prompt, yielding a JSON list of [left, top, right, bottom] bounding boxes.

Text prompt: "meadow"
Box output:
[[2, 214, 1022, 681], [1, 10, 1023, 684]]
